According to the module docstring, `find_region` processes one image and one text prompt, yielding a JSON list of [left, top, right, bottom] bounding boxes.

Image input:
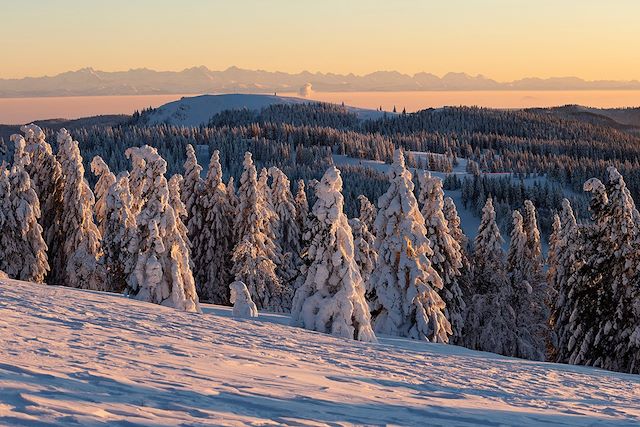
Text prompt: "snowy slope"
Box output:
[[1, 280, 639, 426], [145, 93, 388, 126]]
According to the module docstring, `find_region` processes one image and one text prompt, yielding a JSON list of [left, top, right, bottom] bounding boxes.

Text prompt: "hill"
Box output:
[[143, 94, 388, 126], [1, 279, 639, 426]]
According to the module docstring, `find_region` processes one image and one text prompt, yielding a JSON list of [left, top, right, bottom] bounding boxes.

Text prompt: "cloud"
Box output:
[[299, 83, 313, 98]]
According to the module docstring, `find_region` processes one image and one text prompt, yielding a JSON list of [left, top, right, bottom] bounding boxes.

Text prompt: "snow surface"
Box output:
[[1, 279, 639, 426], [145, 94, 388, 126]]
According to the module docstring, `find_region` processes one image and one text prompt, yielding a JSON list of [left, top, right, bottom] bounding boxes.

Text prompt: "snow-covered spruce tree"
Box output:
[[564, 178, 610, 368], [562, 169, 640, 373], [506, 210, 545, 360], [230, 281, 258, 318], [463, 198, 518, 356], [604, 167, 640, 374], [269, 166, 301, 296], [57, 129, 105, 290], [125, 145, 201, 313], [102, 172, 138, 293], [195, 150, 234, 304], [227, 176, 238, 209], [168, 174, 190, 251], [443, 196, 468, 257], [418, 171, 465, 343], [232, 152, 284, 311], [443, 195, 472, 298], [124, 147, 147, 215], [548, 199, 581, 363], [91, 156, 116, 235], [290, 166, 377, 342], [269, 167, 301, 257], [594, 167, 640, 372], [348, 217, 377, 299], [521, 200, 550, 358], [294, 179, 309, 235], [357, 194, 377, 233], [21, 124, 64, 284], [181, 144, 203, 251], [0, 136, 49, 283], [369, 149, 450, 342]]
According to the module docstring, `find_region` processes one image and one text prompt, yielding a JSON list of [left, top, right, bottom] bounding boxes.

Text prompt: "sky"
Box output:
[[1, 0, 639, 81]]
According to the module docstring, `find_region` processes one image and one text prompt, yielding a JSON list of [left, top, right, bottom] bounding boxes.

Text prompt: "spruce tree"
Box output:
[[91, 155, 116, 235], [548, 199, 581, 363], [181, 144, 203, 252], [196, 150, 235, 304], [291, 166, 377, 342], [506, 210, 545, 360], [21, 124, 64, 284], [232, 152, 284, 311], [418, 171, 465, 343], [463, 198, 517, 356], [125, 146, 200, 312], [0, 136, 49, 283], [357, 194, 377, 232], [57, 129, 105, 290], [294, 179, 309, 235], [349, 217, 377, 299], [269, 166, 301, 298], [103, 172, 137, 293], [370, 149, 451, 342]]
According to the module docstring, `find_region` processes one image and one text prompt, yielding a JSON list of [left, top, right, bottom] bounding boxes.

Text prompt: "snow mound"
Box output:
[[1, 279, 639, 426], [145, 93, 387, 126]]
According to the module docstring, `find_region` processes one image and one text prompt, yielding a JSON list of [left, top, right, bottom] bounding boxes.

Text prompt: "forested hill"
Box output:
[[2, 98, 640, 231]]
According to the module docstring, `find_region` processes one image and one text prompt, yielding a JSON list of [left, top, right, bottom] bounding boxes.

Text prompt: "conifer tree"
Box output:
[[443, 195, 471, 294], [269, 166, 301, 296], [168, 174, 190, 248], [294, 179, 309, 235], [549, 199, 581, 363], [21, 124, 64, 284], [181, 144, 203, 250], [369, 149, 451, 342], [564, 178, 609, 368], [103, 173, 137, 293], [232, 152, 284, 311], [463, 198, 517, 356], [291, 166, 377, 342], [57, 129, 105, 290], [196, 150, 234, 304], [125, 145, 200, 312], [227, 176, 238, 209], [357, 194, 377, 232], [506, 210, 545, 360], [349, 217, 377, 298], [0, 136, 49, 283], [604, 167, 640, 373], [91, 156, 116, 235], [418, 171, 465, 342]]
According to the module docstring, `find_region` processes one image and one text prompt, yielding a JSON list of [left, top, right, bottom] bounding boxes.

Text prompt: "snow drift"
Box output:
[[1, 279, 639, 426]]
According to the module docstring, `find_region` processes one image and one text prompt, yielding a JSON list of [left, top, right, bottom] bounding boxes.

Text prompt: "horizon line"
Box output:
[[2, 65, 639, 84]]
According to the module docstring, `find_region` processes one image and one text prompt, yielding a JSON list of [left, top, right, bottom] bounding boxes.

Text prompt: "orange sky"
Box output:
[[1, 0, 638, 81]]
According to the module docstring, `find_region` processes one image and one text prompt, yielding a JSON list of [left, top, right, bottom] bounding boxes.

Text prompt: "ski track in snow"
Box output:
[[1, 280, 639, 426]]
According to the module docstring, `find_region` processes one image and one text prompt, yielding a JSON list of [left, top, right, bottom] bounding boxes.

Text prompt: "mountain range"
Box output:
[[1, 67, 640, 97]]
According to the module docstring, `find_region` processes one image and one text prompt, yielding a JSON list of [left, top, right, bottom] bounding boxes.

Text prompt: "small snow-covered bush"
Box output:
[[230, 281, 258, 318]]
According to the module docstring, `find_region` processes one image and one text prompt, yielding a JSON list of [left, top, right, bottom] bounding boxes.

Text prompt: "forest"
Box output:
[[1, 102, 639, 375]]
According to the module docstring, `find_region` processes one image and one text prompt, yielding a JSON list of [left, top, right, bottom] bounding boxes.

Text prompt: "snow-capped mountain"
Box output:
[[2, 66, 640, 97]]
